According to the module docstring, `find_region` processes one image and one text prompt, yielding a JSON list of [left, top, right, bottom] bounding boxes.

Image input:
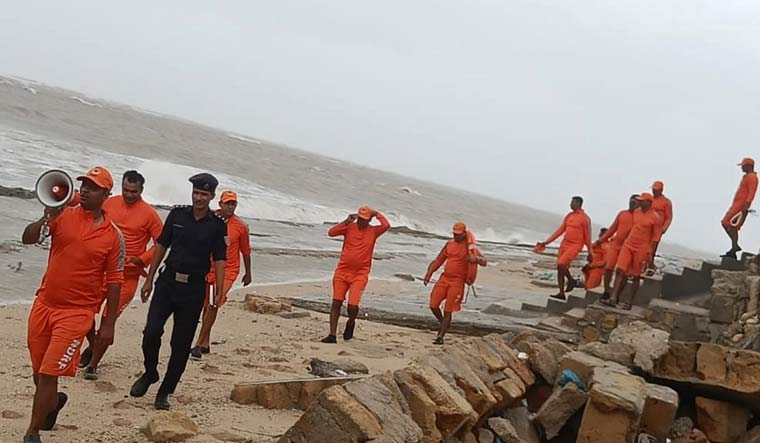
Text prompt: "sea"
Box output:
[[0, 75, 703, 305]]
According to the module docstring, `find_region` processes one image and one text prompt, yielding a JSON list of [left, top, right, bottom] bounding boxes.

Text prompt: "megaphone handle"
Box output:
[[37, 216, 51, 245]]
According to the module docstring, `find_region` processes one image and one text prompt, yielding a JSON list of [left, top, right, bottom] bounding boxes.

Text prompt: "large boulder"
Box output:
[[244, 294, 292, 314], [576, 368, 646, 443], [278, 386, 382, 443], [535, 383, 588, 439], [696, 397, 750, 443], [578, 341, 636, 368], [394, 363, 478, 441], [343, 373, 423, 443], [142, 412, 200, 442], [608, 321, 670, 373]]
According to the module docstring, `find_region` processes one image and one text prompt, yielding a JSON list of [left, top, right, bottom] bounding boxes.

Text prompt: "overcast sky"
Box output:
[[2, 1, 760, 254]]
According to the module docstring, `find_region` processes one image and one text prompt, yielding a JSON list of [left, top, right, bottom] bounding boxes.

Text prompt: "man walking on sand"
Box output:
[[595, 195, 639, 300], [721, 158, 758, 259], [424, 222, 486, 345], [647, 181, 673, 274], [191, 190, 252, 359], [21, 166, 124, 443], [130, 173, 227, 410], [536, 196, 593, 301], [79, 170, 163, 380], [604, 193, 661, 310], [321, 206, 390, 344]]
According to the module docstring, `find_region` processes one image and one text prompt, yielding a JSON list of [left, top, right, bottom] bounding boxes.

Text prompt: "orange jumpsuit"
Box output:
[[615, 209, 661, 277], [545, 210, 592, 267], [328, 213, 390, 306], [598, 210, 635, 271], [651, 195, 673, 235], [206, 213, 252, 306], [102, 195, 163, 315], [722, 172, 758, 230], [428, 240, 472, 313], [28, 207, 125, 376], [583, 240, 608, 290]]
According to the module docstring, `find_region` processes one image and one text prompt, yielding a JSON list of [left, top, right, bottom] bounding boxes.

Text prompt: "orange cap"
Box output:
[[219, 190, 238, 203], [636, 192, 654, 202], [452, 221, 467, 235], [357, 206, 373, 220], [77, 166, 113, 191], [739, 158, 755, 167], [652, 181, 664, 191]]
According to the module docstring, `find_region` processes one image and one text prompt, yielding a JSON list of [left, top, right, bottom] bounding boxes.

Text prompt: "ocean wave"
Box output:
[[70, 96, 103, 108], [227, 133, 262, 145], [399, 186, 422, 196]]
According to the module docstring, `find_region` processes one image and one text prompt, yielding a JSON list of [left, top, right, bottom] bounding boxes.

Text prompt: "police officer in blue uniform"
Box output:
[[130, 173, 227, 410]]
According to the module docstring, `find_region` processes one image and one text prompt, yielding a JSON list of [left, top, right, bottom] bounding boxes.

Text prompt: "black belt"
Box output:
[[159, 267, 206, 284]]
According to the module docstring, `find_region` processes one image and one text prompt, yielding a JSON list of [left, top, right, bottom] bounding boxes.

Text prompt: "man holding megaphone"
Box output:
[[21, 166, 125, 443]]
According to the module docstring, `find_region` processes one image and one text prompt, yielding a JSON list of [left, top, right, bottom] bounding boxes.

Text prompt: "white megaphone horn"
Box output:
[[35, 169, 81, 209]]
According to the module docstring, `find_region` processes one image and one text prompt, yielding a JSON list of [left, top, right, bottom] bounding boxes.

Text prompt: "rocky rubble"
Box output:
[[270, 320, 760, 443]]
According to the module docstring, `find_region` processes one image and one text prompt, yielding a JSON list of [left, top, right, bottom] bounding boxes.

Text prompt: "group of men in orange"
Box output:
[[21, 167, 252, 443], [538, 158, 757, 309]]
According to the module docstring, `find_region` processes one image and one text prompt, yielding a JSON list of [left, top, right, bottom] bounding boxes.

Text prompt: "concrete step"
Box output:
[[566, 294, 591, 309], [546, 297, 573, 314], [583, 290, 603, 305], [560, 307, 586, 329], [537, 315, 578, 335], [520, 302, 549, 314]]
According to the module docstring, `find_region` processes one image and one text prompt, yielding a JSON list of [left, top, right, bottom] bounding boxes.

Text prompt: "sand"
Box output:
[[0, 283, 443, 443]]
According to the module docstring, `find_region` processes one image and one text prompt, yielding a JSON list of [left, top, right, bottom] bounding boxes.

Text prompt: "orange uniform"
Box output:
[[328, 212, 390, 306], [583, 240, 608, 290], [599, 210, 635, 271], [545, 210, 592, 267], [722, 172, 758, 230], [615, 208, 660, 277], [651, 195, 673, 234], [102, 195, 163, 315], [428, 239, 471, 313], [28, 207, 125, 376], [206, 213, 252, 306]]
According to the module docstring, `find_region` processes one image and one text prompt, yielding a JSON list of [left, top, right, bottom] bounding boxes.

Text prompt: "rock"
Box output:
[[655, 341, 699, 379], [278, 386, 382, 443], [738, 426, 760, 443], [733, 333, 745, 342], [493, 377, 525, 409], [395, 273, 416, 281], [1, 410, 23, 419], [726, 350, 760, 394], [487, 417, 521, 443], [244, 294, 292, 314], [522, 342, 558, 384], [331, 358, 370, 375], [578, 341, 636, 367], [462, 432, 478, 443], [417, 351, 498, 416], [746, 276, 760, 314], [696, 396, 750, 443], [696, 343, 727, 383], [503, 406, 539, 443], [231, 377, 358, 410], [669, 416, 694, 441], [608, 321, 670, 373], [113, 418, 132, 427], [639, 384, 679, 442], [210, 430, 248, 442], [394, 363, 478, 441], [308, 358, 350, 377], [557, 351, 628, 388], [142, 412, 200, 442], [343, 373, 424, 443], [576, 368, 646, 443], [477, 428, 495, 443], [277, 310, 310, 319], [535, 383, 588, 439]]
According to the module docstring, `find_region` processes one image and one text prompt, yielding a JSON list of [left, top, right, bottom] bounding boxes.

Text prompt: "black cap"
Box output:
[[189, 173, 219, 193]]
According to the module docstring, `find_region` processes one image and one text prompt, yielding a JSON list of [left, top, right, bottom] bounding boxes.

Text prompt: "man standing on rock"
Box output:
[[536, 196, 593, 301], [22, 166, 124, 443], [79, 170, 163, 380], [721, 158, 758, 259], [424, 222, 486, 345], [595, 195, 639, 300], [604, 193, 661, 310], [321, 206, 390, 343], [647, 181, 673, 275], [130, 173, 227, 410], [191, 190, 252, 359]]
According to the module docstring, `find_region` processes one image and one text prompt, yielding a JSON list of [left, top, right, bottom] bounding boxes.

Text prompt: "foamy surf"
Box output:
[[227, 133, 262, 144], [70, 96, 103, 108]]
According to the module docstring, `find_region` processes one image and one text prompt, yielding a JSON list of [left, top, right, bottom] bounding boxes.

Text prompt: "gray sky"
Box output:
[[2, 1, 760, 254]]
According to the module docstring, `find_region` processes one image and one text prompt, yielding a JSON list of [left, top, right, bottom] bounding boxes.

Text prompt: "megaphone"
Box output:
[[35, 170, 81, 208]]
